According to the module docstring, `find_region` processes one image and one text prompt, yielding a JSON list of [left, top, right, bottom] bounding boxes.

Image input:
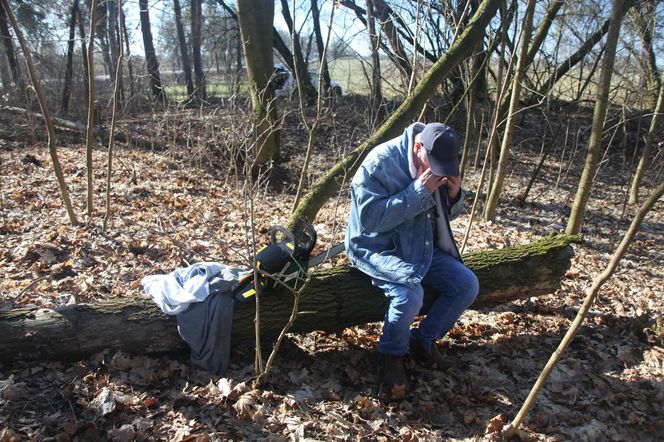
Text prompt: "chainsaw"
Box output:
[[231, 218, 345, 303]]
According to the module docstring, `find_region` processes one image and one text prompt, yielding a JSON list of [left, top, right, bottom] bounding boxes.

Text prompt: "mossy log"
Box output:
[[0, 234, 578, 364]]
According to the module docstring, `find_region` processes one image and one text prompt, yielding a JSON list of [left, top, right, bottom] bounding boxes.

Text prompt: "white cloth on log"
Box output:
[[142, 262, 242, 315]]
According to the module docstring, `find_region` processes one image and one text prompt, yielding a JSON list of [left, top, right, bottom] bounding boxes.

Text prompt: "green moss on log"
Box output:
[[462, 233, 582, 270]]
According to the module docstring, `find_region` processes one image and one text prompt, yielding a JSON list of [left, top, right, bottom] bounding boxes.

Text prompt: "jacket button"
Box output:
[[425, 241, 429, 246]]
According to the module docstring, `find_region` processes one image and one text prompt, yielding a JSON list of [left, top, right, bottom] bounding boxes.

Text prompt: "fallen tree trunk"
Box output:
[[0, 105, 163, 150], [0, 234, 578, 364]]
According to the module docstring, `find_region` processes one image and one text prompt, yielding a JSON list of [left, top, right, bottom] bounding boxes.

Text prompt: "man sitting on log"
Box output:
[[345, 122, 479, 400]]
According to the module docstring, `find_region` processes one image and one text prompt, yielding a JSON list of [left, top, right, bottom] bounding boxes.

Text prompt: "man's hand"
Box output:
[[446, 176, 461, 200], [417, 166, 448, 194]]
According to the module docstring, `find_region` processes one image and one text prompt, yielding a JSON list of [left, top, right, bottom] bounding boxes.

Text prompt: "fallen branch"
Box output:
[[0, 105, 162, 150]]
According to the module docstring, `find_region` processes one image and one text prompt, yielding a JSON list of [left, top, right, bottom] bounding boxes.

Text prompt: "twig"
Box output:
[[15, 275, 52, 302]]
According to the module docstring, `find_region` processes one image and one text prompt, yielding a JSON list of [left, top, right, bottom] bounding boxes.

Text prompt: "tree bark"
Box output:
[[237, 0, 280, 172], [138, 0, 165, 104], [0, 234, 578, 364]]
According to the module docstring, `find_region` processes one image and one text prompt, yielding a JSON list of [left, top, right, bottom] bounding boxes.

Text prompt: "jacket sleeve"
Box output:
[[352, 167, 434, 233], [448, 188, 465, 221]]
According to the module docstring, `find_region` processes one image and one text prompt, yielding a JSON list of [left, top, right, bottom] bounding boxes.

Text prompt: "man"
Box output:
[[345, 122, 479, 400]]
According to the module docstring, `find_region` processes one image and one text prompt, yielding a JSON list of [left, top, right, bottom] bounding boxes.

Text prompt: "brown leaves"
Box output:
[[232, 391, 260, 421], [1, 106, 662, 441]]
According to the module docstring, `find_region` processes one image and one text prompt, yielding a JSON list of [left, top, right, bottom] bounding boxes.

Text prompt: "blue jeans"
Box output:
[[372, 248, 479, 356]]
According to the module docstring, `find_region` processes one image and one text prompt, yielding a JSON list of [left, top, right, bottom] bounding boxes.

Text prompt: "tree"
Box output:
[[119, 6, 136, 105], [310, 0, 332, 93], [290, 0, 500, 227], [60, 0, 79, 115], [191, 0, 206, 102], [173, 0, 194, 99], [139, 0, 165, 103], [567, 0, 629, 235], [85, 0, 97, 219], [373, 0, 412, 82], [629, 77, 663, 205], [364, 0, 384, 126], [0, 0, 78, 225], [237, 0, 280, 173], [0, 1, 23, 90], [106, 0, 124, 105], [532, 2, 634, 102], [630, 1, 660, 108], [483, 0, 536, 220], [94, 0, 112, 77], [505, 182, 664, 438], [280, 0, 317, 102]]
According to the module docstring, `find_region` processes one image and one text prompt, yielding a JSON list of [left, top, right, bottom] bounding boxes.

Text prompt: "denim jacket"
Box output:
[[345, 123, 464, 287]]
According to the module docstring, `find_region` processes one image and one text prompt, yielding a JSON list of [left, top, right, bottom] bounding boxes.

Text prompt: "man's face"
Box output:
[[415, 140, 438, 177]]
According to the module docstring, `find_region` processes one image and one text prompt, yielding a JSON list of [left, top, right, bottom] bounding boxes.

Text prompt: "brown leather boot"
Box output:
[[379, 354, 408, 401], [409, 338, 457, 371]]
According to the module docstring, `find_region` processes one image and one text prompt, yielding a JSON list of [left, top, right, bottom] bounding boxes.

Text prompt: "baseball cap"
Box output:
[[420, 123, 461, 177]]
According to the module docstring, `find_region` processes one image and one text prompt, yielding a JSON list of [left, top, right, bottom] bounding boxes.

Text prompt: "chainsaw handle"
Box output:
[[270, 226, 295, 247]]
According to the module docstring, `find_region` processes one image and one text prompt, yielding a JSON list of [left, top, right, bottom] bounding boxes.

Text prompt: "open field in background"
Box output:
[[160, 56, 649, 111]]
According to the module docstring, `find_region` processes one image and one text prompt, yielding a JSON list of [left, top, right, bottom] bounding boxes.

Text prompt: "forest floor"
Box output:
[[0, 97, 663, 441]]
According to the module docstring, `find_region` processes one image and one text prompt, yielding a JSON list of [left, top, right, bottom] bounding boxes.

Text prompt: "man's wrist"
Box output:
[[449, 188, 461, 205]]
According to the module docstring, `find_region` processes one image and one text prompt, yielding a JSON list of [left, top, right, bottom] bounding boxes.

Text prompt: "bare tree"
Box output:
[[483, 0, 537, 220], [60, 0, 79, 115], [505, 180, 664, 438], [173, 0, 194, 99], [119, 6, 135, 105], [310, 0, 331, 93], [290, 0, 501, 226], [567, 0, 630, 235], [107, 0, 124, 105], [85, 0, 97, 219], [365, 0, 384, 126], [139, 0, 165, 103], [0, 1, 23, 90], [103, 0, 124, 231], [629, 76, 663, 205], [280, 0, 317, 102], [95, 1, 112, 77], [191, 0, 206, 102]]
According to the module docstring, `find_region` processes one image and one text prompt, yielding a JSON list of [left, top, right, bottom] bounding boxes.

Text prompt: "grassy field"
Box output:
[[161, 55, 649, 109]]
